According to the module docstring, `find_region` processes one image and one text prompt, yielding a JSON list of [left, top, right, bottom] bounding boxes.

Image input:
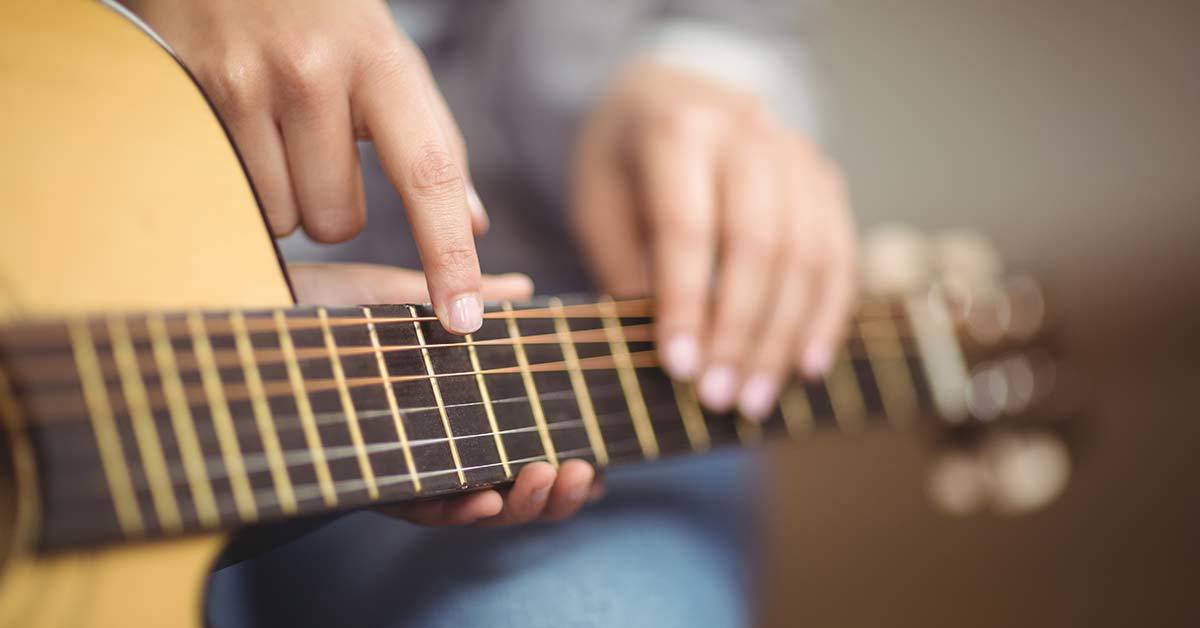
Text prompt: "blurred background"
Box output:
[[760, 1, 1200, 626]]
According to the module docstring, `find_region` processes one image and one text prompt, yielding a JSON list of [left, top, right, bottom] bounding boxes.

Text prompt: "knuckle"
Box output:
[[649, 104, 721, 142], [202, 59, 264, 117], [274, 48, 335, 104], [725, 227, 776, 262], [790, 238, 829, 269], [657, 213, 710, 246], [408, 144, 465, 199], [432, 244, 478, 277]]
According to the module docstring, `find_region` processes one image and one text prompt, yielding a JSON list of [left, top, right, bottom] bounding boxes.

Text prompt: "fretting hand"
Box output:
[[125, 0, 490, 335], [572, 62, 857, 421], [290, 263, 603, 526]]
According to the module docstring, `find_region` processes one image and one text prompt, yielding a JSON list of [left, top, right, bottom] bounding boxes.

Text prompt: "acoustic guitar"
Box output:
[[0, 2, 1064, 626]]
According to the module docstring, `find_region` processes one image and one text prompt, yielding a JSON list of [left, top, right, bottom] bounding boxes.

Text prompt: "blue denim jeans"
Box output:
[[207, 449, 752, 628]]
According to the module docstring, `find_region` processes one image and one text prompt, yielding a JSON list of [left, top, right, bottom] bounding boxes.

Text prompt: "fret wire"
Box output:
[[363, 307, 421, 492], [147, 312, 220, 527], [187, 403, 646, 485], [188, 311, 258, 521], [240, 444, 616, 512], [409, 305, 467, 485], [502, 301, 559, 467], [70, 390, 790, 517], [108, 315, 182, 533], [317, 307, 379, 500], [672, 381, 710, 452], [68, 319, 145, 536], [825, 352, 867, 432], [780, 384, 815, 437], [464, 332, 511, 479], [108, 422, 699, 526], [549, 297, 608, 466], [274, 310, 337, 506], [21, 350, 919, 429], [231, 311, 297, 513], [859, 316, 918, 426], [598, 297, 658, 460], [122, 406, 686, 510]]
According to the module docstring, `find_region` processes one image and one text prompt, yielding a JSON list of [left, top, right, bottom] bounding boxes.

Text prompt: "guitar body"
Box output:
[[0, 2, 292, 625]]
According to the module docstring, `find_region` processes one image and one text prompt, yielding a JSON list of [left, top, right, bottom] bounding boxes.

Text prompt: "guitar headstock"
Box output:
[[939, 272, 1059, 426], [862, 224, 1075, 515]]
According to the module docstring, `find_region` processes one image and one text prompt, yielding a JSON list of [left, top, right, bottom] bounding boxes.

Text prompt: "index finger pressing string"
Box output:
[[353, 55, 482, 334]]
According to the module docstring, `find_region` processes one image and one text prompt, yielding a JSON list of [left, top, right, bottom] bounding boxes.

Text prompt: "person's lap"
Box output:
[[207, 449, 753, 628]]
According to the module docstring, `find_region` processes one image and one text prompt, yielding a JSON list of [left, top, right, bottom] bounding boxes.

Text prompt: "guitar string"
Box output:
[[36, 312, 903, 524], [184, 437, 655, 518], [23, 353, 659, 423], [44, 384, 619, 453], [12, 323, 911, 383], [18, 346, 914, 425], [48, 377, 791, 525], [18, 303, 907, 508], [58, 396, 686, 500], [60, 401, 719, 517], [0, 297, 909, 349], [88, 428, 710, 522], [16, 299, 913, 531]]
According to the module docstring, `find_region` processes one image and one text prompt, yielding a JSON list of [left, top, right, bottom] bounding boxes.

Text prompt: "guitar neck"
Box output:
[[0, 296, 937, 552]]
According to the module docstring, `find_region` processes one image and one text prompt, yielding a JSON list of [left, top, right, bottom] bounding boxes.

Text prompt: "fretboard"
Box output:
[[0, 296, 934, 552]]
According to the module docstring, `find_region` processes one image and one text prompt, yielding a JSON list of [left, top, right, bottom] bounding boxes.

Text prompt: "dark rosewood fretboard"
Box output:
[[0, 296, 932, 551]]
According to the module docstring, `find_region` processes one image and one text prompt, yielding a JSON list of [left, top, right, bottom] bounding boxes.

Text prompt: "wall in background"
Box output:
[[821, 0, 1198, 353], [762, 3, 1199, 625]]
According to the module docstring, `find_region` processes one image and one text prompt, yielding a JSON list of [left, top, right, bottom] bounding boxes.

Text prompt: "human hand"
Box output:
[[572, 61, 857, 421], [125, 0, 489, 335], [289, 262, 603, 526]]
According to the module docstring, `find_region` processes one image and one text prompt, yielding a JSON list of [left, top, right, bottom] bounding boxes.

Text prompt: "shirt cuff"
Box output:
[[639, 18, 826, 142]]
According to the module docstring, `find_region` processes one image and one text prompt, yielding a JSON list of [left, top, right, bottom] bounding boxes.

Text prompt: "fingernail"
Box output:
[[803, 344, 833, 379], [446, 293, 483, 334], [698, 365, 738, 412], [531, 485, 551, 505], [661, 335, 700, 380], [467, 184, 490, 232], [738, 374, 780, 422]]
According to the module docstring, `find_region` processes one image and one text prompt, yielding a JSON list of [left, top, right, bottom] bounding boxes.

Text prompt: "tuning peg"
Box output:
[[985, 432, 1071, 515], [963, 351, 1057, 422], [860, 223, 932, 297], [927, 431, 1071, 517]]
